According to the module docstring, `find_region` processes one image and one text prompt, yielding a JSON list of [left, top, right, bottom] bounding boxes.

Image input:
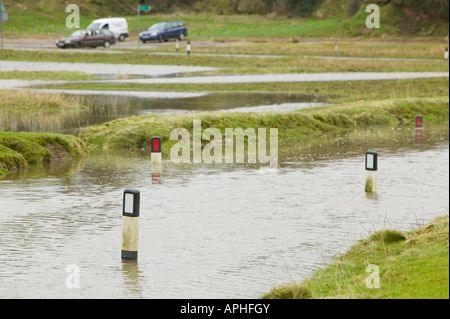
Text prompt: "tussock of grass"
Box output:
[[262, 215, 449, 299], [261, 283, 312, 299], [0, 132, 89, 177], [368, 229, 406, 244]]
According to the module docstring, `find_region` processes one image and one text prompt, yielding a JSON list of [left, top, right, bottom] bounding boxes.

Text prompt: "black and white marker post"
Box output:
[[151, 136, 162, 184], [365, 150, 378, 193], [122, 189, 140, 260]]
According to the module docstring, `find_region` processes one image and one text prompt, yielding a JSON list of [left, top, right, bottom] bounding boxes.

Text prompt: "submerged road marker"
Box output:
[[365, 150, 378, 193], [151, 136, 162, 184], [122, 189, 140, 260], [415, 115, 424, 141]]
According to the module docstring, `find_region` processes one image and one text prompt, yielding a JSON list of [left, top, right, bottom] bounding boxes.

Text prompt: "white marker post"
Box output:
[[151, 136, 162, 184], [365, 150, 378, 193], [334, 41, 338, 56], [122, 189, 140, 260]]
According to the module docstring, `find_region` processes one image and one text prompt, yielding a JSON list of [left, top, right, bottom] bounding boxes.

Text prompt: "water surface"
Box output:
[[0, 127, 448, 298]]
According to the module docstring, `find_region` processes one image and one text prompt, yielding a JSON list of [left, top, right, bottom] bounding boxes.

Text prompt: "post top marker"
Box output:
[[151, 136, 162, 153]]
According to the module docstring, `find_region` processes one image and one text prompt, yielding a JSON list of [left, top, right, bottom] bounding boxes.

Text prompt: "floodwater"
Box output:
[[0, 91, 326, 135], [0, 126, 448, 298]]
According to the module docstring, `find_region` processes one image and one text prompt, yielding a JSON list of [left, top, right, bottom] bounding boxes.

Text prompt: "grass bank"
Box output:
[[262, 215, 449, 299], [78, 97, 449, 156], [0, 132, 89, 177]]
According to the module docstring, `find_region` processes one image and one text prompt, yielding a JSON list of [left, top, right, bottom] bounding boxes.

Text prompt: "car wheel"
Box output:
[[104, 41, 111, 48], [142, 40, 146, 44], [119, 34, 125, 42], [158, 35, 164, 43], [74, 42, 81, 49], [178, 33, 185, 41]]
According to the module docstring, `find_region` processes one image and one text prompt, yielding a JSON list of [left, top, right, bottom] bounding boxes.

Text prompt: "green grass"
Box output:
[[2, 4, 448, 40], [0, 131, 89, 177], [45, 78, 450, 104], [78, 97, 449, 155], [262, 215, 449, 299], [137, 41, 450, 60]]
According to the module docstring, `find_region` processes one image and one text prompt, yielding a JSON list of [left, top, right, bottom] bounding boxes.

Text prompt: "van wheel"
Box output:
[[178, 33, 185, 41], [104, 41, 111, 48], [119, 34, 125, 42], [158, 35, 164, 43]]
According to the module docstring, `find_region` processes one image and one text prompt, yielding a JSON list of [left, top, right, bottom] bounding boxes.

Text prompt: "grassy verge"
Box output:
[[134, 41, 450, 60], [1, 49, 448, 75], [262, 215, 449, 299], [46, 78, 450, 104], [0, 132, 89, 177], [78, 97, 449, 156]]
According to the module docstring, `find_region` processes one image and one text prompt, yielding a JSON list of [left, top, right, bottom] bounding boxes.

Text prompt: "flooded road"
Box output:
[[0, 127, 448, 298], [97, 72, 448, 85], [0, 61, 218, 76]]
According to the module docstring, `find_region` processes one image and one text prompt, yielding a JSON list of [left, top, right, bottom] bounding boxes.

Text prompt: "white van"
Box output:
[[87, 18, 129, 42]]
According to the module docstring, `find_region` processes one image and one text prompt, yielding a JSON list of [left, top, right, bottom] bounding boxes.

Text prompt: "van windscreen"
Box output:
[[87, 22, 101, 30]]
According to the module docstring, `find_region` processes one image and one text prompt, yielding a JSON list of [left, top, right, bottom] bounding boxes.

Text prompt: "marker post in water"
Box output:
[[365, 150, 378, 193], [415, 115, 424, 140], [122, 189, 140, 260], [151, 136, 162, 183]]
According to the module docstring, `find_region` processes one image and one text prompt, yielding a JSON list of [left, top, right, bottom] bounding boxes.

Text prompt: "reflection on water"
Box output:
[[0, 126, 448, 298], [1, 92, 326, 135]]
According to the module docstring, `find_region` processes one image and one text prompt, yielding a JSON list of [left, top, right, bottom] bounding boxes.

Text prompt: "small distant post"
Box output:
[[334, 41, 338, 56], [176, 38, 179, 52], [415, 115, 423, 129], [445, 47, 448, 61], [151, 136, 162, 183], [365, 150, 378, 193], [187, 40, 191, 55], [415, 115, 424, 141], [122, 189, 140, 260]]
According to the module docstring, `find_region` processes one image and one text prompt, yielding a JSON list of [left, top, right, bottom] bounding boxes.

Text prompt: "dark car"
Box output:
[[139, 21, 187, 43], [56, 29, 116, 49]]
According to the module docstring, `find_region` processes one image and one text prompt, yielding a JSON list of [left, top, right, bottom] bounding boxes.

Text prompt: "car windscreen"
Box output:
[[148, 22, 166, 31], [87, 22, 101, 30], [70, 30, 86, 37]]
